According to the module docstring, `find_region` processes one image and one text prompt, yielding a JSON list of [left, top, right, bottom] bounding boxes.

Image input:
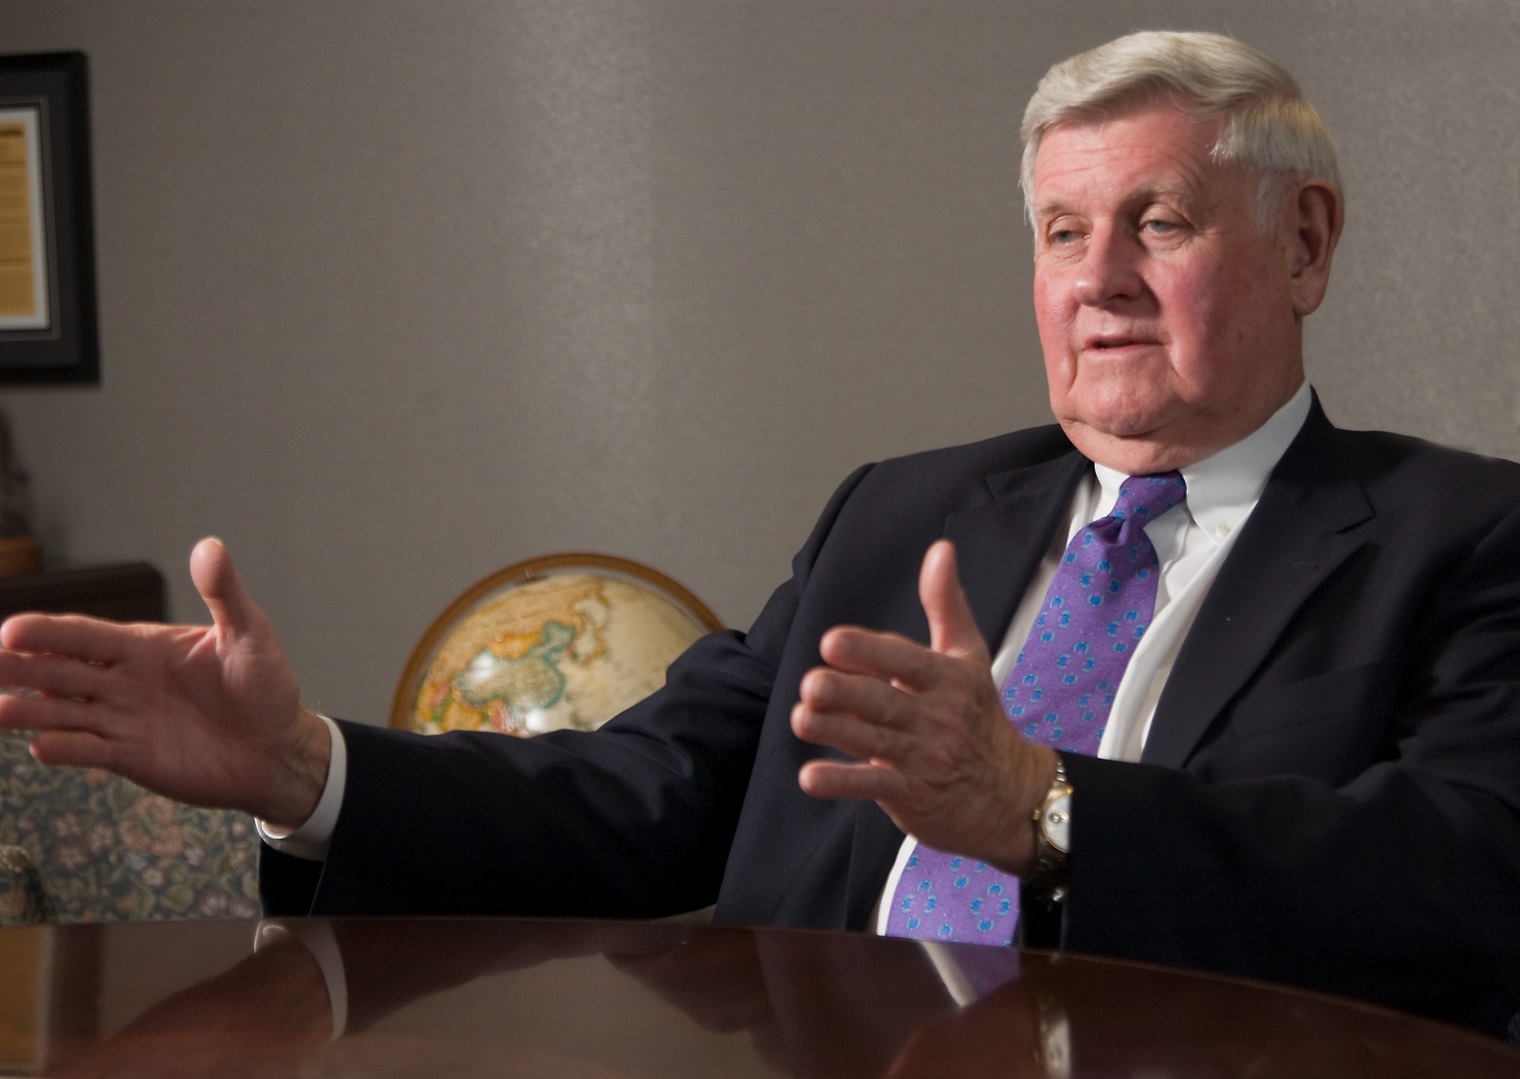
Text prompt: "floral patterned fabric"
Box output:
[[0, 843, 53, 925], [0, 731, 260, 923]]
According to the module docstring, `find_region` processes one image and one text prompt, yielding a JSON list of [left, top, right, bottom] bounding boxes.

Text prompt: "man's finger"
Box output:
[[797, 758, 909, 803], [791, 699, 912, 764], [919, 540, 988, 661], [189, 537, 260, 641], [819, 626, 945, 690], [27, 727, 119, 772], [0, 612, 134, 665], [798, 666, 916, 728], [0, 692, 109, 737], [0, 648, 105, 700]]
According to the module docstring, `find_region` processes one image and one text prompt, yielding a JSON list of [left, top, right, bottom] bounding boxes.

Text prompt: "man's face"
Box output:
[[1030, 103, 1306, 474]]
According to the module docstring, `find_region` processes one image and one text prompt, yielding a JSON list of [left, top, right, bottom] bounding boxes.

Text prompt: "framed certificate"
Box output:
[[0, 52, 98, 385]]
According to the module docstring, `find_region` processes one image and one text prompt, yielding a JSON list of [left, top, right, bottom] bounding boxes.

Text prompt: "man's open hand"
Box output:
[[0, 537, 330, 828], [790, 540, 1056, 874]]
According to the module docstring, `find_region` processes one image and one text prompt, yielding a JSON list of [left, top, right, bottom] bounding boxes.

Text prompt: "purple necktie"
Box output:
[[884, 472, 1187, 944]]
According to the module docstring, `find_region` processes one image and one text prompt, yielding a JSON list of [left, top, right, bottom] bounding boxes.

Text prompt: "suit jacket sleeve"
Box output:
[[259, 462, 880, 919]]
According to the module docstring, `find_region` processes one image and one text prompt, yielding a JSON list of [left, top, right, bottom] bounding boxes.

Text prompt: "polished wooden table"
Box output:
[[1, 918, 1516, 1077]]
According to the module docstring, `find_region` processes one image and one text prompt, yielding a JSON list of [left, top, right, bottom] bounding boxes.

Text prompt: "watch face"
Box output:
[[1043, 792, 1072, 854]]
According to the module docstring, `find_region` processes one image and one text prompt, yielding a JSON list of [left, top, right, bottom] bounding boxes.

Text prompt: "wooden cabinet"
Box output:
[[0, 563, 165, 622]]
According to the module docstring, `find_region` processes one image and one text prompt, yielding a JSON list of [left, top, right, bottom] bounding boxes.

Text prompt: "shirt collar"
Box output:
[[1092, 380, 1312, 540]]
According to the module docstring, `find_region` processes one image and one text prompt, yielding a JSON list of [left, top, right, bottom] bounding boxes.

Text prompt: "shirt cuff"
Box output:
[[256, 714, 346, 861]]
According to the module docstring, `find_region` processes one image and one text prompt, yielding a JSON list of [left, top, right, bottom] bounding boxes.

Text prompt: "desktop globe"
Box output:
[[391, 555, 722, 737]]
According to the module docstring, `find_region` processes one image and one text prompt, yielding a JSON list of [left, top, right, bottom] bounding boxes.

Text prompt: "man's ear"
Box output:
[[1285, 178, 1343, 318]]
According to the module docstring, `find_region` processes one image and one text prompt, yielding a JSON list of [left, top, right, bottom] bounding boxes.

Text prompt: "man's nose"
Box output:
[[1071, 227, 1144, 307]]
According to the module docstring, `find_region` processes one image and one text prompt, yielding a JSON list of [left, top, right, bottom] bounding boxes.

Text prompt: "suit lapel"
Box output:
[[945, 452, 1092, 650], [843, 448, 1089, 926], [1143, 401, 1374, 768]]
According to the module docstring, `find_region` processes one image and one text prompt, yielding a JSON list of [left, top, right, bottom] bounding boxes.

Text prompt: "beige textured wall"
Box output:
[[0, 1, 1514, 725]]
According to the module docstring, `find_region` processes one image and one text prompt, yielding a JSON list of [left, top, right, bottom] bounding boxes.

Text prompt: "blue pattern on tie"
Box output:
[[885, 472, 1186, 945]]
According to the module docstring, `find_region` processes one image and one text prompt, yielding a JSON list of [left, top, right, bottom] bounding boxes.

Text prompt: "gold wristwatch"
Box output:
[[1027, 756, 1072, 901]]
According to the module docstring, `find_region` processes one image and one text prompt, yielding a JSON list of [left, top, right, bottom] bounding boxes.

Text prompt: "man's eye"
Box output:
[[1142, 218, 1180, 235], [1049, 228, 1082, 245]]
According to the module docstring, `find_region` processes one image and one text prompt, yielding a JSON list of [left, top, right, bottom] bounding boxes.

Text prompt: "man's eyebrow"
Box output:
[[1030, 198, 1079, 225], [1128, 181, 1199, 208], [1032, 181, 1201, 224]]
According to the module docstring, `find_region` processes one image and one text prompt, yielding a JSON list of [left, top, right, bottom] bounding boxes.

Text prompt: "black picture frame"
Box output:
[[0, 52, 98, 385]]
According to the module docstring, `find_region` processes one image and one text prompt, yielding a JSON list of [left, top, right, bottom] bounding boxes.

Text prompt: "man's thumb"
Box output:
[[919, 540, 986, 659], [189, 537, 258, 639]]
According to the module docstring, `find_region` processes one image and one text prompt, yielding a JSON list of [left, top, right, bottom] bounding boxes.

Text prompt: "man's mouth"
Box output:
[[1083, 334, 1158, 353]]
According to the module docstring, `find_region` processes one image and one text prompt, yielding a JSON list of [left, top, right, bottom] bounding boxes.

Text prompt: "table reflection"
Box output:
[[2, 918, 1516, 1078]]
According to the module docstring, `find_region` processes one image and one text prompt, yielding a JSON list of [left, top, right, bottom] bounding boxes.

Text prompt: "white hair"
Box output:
[[1020, 31, 1343, 229]]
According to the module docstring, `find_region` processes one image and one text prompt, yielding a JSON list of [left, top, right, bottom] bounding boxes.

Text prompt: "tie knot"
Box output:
[[1110, 471, 1187, 526]]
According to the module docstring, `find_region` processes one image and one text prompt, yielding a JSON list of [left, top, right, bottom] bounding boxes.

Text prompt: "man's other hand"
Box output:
[[791, 540, 1057, 874], [0, 537, 330, 829]]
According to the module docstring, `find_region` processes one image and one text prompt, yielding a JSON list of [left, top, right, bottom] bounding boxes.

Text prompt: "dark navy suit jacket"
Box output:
[[263, 397, 1520, 1034]]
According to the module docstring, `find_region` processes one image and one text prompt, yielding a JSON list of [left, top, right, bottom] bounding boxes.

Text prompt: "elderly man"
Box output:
[[1, 31, 1517, 1035]]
